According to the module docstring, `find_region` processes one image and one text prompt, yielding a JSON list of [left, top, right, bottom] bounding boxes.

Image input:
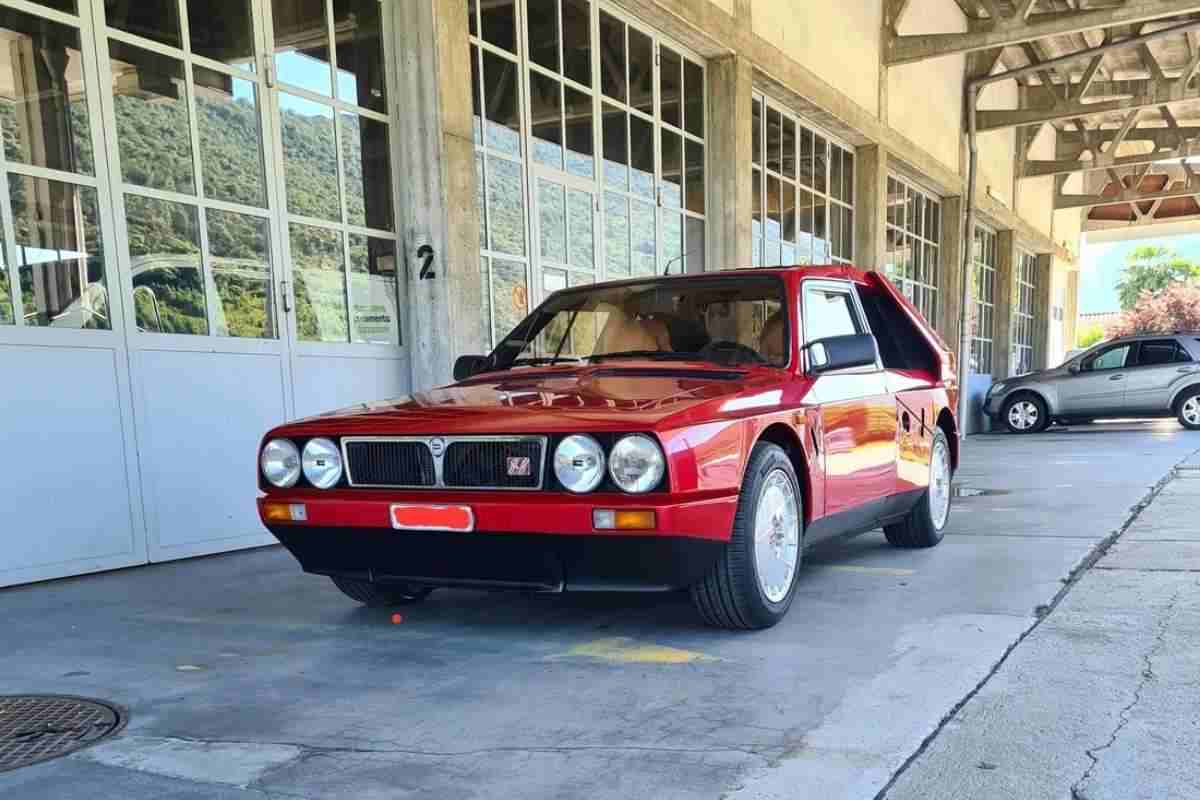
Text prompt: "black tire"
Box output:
[[884, 428, 952, 549], [330, 576, 434, 607], [1177, 386, 1200, 430], [690, 442, 803, 630], [1001, 392, 1048, 434]]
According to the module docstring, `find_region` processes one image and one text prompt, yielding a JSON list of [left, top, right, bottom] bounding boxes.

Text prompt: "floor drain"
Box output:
[[0, 695, 125, 772]]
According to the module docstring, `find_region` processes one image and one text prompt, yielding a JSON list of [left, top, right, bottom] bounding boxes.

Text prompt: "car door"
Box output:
[[1057, 342, 1134, 414], [802, 280, 898, 526], [1124, 339, 1200, 413]]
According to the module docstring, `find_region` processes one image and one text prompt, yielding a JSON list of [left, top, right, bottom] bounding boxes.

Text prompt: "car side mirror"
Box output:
[[805, 333, 878, 375], [453, 354, 491, 381], [1068, 362, 1080, 374]]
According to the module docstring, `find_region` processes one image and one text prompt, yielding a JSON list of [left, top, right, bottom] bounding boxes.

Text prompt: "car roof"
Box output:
[[570, 264, 872, 293]]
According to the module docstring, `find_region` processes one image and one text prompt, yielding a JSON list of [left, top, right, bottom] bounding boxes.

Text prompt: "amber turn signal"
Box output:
[[262, 502, 307, 522], [592, 509, 656, 530]]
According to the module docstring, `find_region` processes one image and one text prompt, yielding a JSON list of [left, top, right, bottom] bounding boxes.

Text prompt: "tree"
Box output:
[[1107, 284, 1200, 338], [1076, 324, 1105, 349], [1115, 246, 1200, 310]]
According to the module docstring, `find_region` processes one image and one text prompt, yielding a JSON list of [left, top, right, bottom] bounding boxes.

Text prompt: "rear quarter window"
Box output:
[[856, 284, 938, 373]]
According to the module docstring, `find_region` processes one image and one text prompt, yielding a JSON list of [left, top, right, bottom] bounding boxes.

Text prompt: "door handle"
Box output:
[[1178, 366, 1196, 373], [1108, 374, 1124, 381]]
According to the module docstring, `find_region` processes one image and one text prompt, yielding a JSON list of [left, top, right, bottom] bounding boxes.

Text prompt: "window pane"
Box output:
[[561, 0, 590, 86], [537, 179, 566, 263], [272, 0, 332, 96], [659, 47, 681, 129], [601, 104, 627, 189], [781, 116, 795, 179], [125, 194, 206, 335], [342, 112, 393, 230], [752, 168, 762, 239], [280, 93, 339, 220], [529, 71, 562, 169], [486, 156, 525, 256], [10, 178, 107, 329], [628, 27, 652, 116], [805, 288, 862, 340], [195, 67, 266, 207], [0, 9, 94, 176], [685, 139, 704, 215], [526, 0, 559, 72], [829, 147, 842, 203], [766, 106, 781, 173], [475, 153, 486, 250], [564, 87, 593, 178], [291, 223, 347, 342], [105, 0, 181, 48], [567, 188, 593, 271], [684, 59, 703, 139], [796, 188, 813, 264], [348, 234, 399, 344], [660, 129, 682, 209], [333, 0, 387, 112], [799, 126, 813, 188], [781, 180, 795, 242], [812, 201, 827, 262], [599, 12, 625, 102], [482, 50, 521, 156], [629, 114, 654, 199], [109, 41, 194, 194], [470, 45, 481, 144], [481, 0, 516, 53], [630, 198, 654, 275], [843, 151, 854, 204], [662, 210, 682, 272], [685, 216, 704, 273], [604, 192, 630, 277], [765, 175, 781, 241], [490, 258, 526, 342], [751, 97, 762, 166], [189, 0, 255, 71], [207, 209, 274, 338], [829, 201, 841, 258], [812, 135, 827, 194], [0, 238, 9, 324]]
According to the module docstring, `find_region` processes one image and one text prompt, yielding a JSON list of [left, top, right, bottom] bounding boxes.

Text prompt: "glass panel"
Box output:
[[109, 41, 194, 194], [482, 50, 521, 156], [604, 192, 629, 277], [781, 180, 795, 241], [599, 11, 625, 103], [630, 198, 654, 275], [812, 135, 827, 194], [486, 156, 525, 256], [564, 86, 593, 178], [751, 97, 761, 166], [0, 9, 94, 176], [684, 59, 703, 139], [348, 234, 399, 344], [10, 178, 107, 329], [799, 126, 813, 187], [490, 258, 526, 342], [660, 129, 682, 209], [342, 112, 393, 230], [662, 210, 682, 272], [189, 0, 255, 71], [481, 0, 516, 53], [469, 0, 477, 37], [0, 238, 9, 324], [280, 93, 339, 220], [751, 168, 761, 239], [685, 140, 704, 215], [780, 243, 794, 267], [629, 114, 654, 199], [601, 104, 627, 189], [685, 216, 704, 273], [272, 0, 332, 96], [105, 0, 181, 49], [206, 208, 273, 338], [628, 27, 652, 116], [752, 236, 761, 267], [526, 0, 559, 72], [333, 0, 387, 113], [812, 200, 827, 263], [529, 71, 562, 169], [561, 0, 590, 87], [659, 46, 681, 129], [479, 255, 490, 345], [829, 147, 842, 203], [763, 239, 780, 267], [31, 0, 76, 11], [195, 67, 266, 207], [781, 116, 795, 179], [125, 194, 205, 335], [765, 175, 781, 241], [470, 45, 481, 144], [843, 151, 854, 204], [766, 106, 781, 174], [567, 188, 593, 270], [475, 153, 486, 249], [538, 178, 566, 263], [829, 202, 841, 259], [291, 223, 347, 342], [842, 207, 854, 261], [796, 188, 812, 264]]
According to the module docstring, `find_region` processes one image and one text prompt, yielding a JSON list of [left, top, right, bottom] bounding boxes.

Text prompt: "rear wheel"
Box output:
[[884, 429, 952, 549], [691, 443, 802, 630], [330, 576, 434, 607], [1002, 393, 1047, 434], [1178, 388, 1200, 430]]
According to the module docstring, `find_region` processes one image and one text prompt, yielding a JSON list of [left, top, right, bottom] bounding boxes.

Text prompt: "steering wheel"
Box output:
[[698, 340, 767, 364]]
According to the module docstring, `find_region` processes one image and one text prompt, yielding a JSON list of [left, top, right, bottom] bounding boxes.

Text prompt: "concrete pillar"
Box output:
[[706, 55, 753, 270], [395, 0, 484, 389], [938, 195, 964, 347], [853, 145, 888, 271], [992, 231, 1017, 380], [1064, 268, 1080, 352], [1035, 253, 1054, 369]]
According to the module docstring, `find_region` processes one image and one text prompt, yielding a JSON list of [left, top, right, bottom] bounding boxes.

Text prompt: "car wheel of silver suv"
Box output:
[[1001, 393, 1047, 434], [1178, 387, 1200, 431]]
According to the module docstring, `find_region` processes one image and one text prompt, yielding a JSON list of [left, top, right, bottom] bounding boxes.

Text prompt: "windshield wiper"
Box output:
[[587, 350, 713, 363], [508, 356, 584, 367]]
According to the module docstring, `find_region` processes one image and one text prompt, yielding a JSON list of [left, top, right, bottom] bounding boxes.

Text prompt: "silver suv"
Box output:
[[983, 332, 1200, 433]]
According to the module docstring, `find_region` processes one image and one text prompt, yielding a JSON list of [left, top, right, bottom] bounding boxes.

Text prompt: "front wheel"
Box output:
[[330, 576, 434, 607], [691, 442, 803, 630], [1178, 388, 1200, 430], [1002, 393, 1047, 434], [884, 429, 952, 548]]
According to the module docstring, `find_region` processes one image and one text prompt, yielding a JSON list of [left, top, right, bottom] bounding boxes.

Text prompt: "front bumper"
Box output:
[[982, 391, 1005, 419]]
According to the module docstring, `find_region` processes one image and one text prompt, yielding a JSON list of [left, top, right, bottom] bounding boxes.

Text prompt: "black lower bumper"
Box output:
[[267, 526, 727, 592]]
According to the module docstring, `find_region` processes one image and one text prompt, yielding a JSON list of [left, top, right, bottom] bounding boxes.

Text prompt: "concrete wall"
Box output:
[[976, 81, 1018, 210], [1018, 124, 1056, 239]]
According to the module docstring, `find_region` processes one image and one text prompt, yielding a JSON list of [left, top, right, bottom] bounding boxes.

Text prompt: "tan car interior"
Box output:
[[759, 310, 786, 364], [593, 303, 672, 355]]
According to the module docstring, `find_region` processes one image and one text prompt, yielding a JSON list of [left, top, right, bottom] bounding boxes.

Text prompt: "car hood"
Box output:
[[278, 363, 787, 436], [1000, 364, 1070, 387]]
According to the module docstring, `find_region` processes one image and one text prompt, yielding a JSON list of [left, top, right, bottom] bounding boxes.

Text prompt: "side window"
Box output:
[[1082, 344, 1131, 372], [1175, 341, 1193, 363], [1136, 339, 1183, 367], [803, 284, 864, 343]]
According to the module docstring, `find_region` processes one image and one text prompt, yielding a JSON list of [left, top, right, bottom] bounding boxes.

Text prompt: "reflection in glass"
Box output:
[[629, 115, 654, 199], [538, 179, 566, 264], [561, 0, 590, 86], [272, 0, 332, 96], [529, 71, 562, 168], [482, 50, 521, 156], [526, 0, 558, 72], [684, 59, 703, 139], [487, 156, 525, 256], [686, 217, 705, 273], [342, 112, 393, 230], [628, 27, 652, 116], [564, 86, 593, 178], [662, 210, 682, 272], [10, 177, 107, 329], [752, 168, 761, 239], [189, 0, 255, 70], [109, 41, 194, 194], [660, 130, 681, 209], [567, 188, 592, 271], [599, 11, 625, 103], [105, 0, 181, 48], [291, 223, 347, 342], [471, 45, 482, 144], [781, 116, 795, 178], [490, 258, 527, 344], [752, 98, 762, 166], [630, 199, 654, 275], [766, 106, 781, 174], [604, 192, 629, 277], [481, 0, 516, 53], [601, 104, 627, 189], [125, 194, 206, 334], [334, 0, 387, 112], [207, 209, 273, 338], [195, 67, 266, 207], [659, 47, 681, 129], [685, 140, 704, 214], [813, 134, 827, 193], [766, 175, 781, 241], [0, 9, 94, 176], [280, 93, 339, 220], [475, 153, 486, 250], [348, 234, 399, 344]]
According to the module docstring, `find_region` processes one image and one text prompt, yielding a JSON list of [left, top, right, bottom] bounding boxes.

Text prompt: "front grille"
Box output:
[[444, 440, 543, 489], [344, 440, 436, 487]]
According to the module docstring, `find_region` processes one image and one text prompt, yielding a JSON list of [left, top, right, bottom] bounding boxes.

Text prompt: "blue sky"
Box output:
[[1080, 232, 1200, 313]]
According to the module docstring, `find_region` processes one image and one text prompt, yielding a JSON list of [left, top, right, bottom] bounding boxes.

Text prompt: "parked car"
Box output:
[[984, 332, 1200, 433], [257, 266, 960, 629]]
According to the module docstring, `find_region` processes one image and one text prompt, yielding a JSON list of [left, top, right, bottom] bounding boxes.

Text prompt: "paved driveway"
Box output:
[[1, 422, 1196, 799]]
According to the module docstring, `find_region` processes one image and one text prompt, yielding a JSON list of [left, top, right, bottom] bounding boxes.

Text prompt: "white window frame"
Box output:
[[884, 173, 940, 326], [970, 224, 998, 374]]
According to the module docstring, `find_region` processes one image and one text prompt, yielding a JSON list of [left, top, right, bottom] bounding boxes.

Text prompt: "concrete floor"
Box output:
[[1, 422, 1196, 800]]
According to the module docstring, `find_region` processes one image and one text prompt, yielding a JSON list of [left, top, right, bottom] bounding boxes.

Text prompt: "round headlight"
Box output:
[[302, 437, 343, 489], [554, 434, 605, 493], [261, 438, 301, 488], [608, 434, 665, 493]]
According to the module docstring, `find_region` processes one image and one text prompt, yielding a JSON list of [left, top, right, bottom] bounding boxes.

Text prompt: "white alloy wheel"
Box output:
[[1007, 399, 1040, 431], [928, 435, 951, 530], [753, 468, 801, 604]]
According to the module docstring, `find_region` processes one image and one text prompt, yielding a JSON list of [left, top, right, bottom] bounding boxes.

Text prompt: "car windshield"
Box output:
[[488, 275, 789, 370]]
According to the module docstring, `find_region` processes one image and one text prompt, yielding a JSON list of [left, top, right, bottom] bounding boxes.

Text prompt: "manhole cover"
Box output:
[[0, 695, 125, 772]]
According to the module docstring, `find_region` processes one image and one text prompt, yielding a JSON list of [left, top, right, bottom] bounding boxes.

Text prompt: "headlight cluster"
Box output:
[[260, 437, 343, 489], [553, 434, 665, 494]]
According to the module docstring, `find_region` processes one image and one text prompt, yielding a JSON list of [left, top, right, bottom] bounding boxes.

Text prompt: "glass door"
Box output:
[[532, 167, 597, 304]]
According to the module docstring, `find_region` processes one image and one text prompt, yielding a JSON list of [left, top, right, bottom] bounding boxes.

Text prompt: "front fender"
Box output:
[[1168, 380, 1200, 411]]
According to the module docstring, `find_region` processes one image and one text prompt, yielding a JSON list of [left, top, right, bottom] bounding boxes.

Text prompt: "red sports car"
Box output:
[[257, 266, 959, 629]]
